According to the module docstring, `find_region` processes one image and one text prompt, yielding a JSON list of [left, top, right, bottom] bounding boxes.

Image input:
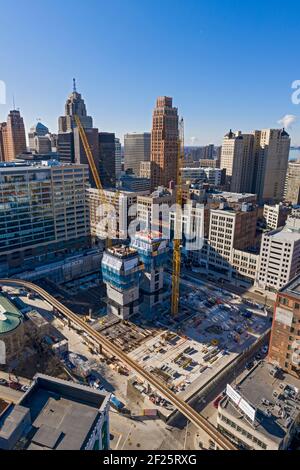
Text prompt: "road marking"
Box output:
[[111, 429, 123, 450], [121, 423, 134, 450]]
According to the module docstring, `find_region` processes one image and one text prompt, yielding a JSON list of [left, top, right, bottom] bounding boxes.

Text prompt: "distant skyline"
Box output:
[[0, 0, 300, 145]]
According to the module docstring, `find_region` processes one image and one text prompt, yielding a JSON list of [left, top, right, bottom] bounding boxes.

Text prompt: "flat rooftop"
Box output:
[[279, 274, 300, 300], [18, 374, 109, 450], [208, 191, 257, 202], [267, 226, 300, 242], [221, 361, 300, 444], [107, 245, 138, 259], [0, 161, 87, 171]]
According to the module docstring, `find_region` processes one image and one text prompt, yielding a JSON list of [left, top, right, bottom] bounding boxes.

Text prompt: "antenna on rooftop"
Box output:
[[73, 78, 77, 93]]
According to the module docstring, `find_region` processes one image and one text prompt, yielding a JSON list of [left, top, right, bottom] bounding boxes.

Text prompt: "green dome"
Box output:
[[0, 313, 21, 334], [0, 295, 22, 335]]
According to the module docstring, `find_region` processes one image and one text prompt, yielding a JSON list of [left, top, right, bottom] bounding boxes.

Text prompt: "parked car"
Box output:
[[246, 361, 254, 370], [213, 396, 223, 409], [9, 381, 22, 391], [261, 345, 268, 355], [0, 378, 8, 386]]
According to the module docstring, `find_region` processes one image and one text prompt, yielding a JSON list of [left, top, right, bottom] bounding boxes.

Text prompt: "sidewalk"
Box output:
[[0, 370, 32, 386]]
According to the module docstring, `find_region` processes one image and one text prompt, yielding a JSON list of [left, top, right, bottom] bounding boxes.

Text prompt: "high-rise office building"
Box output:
[[150, 97, 179, 189], [252, 129, 290, 203], [1, 110, 27, 161], [203, 144, 215, 159], [57, 131, 75, 163], [284, 160, 300, 205], [115, 137, 122, 180], [99, 132, 116, 188], [31, 135, 51, 154], [0, 123, 5, 161], [28, 122, 49, 152], [124, 132, 151, 176], [220, 130, 254, 193], [58, 80, 93, 133], [268, 276, 300, 379], [74, 127, 99, 186], [0, 161, 90, 274], [57, 81, 93, 163]]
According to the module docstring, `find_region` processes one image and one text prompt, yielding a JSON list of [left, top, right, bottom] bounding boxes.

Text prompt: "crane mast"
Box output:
[[171, 118, 184, 316], [74, 115, 118, 248]]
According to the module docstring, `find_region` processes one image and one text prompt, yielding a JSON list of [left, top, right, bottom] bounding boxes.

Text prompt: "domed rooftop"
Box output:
[[0, 295, 22, 335]]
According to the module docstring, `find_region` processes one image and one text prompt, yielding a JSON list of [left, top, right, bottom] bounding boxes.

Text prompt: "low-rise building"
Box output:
[[263, 203, 290, 230], [0, 374, 110, 450], [182, 167, 225, 186], [120, 174, 151, 192], [217, 362, 300, 450]]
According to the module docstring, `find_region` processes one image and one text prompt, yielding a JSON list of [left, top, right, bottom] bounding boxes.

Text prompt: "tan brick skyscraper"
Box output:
[[2, 110, 27, 161], [150, 97, 179, 190]]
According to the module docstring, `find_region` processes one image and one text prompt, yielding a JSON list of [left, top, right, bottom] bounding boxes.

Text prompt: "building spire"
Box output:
[[73, 78, 77, 93]]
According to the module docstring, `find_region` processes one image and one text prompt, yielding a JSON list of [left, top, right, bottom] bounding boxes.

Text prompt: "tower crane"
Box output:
[[74, 115, 119, 249], [171, 118, 184, 316]]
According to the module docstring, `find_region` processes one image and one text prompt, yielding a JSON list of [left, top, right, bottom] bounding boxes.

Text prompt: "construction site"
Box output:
[[0, 117, 270, 450]]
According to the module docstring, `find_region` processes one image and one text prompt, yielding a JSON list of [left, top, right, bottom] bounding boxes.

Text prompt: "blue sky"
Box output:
[[0, 0, 299, 145]]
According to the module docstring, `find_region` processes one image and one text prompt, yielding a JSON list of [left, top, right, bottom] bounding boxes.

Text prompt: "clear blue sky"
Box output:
[[0, 0, 299, 145]]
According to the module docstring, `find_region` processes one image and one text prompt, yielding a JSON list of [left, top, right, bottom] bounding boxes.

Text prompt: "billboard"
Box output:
[[226, 384, 256, 423]]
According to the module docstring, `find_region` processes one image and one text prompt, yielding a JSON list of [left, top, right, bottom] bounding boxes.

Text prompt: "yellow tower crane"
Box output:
[[171, 118, 184, 317], [74, 115, 119, 249]]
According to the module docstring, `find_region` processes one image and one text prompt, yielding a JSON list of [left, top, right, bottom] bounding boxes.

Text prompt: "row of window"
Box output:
[[218, 414, 267, 449]]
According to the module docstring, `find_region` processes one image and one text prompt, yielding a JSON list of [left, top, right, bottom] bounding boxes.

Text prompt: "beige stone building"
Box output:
[[137, 186, 175, 234], [252, 129, 290, 203], [284, 160, 300, 205], [139, 161, 151, 179], [87, 188, 148, 240], [263, 203, 290, 230], [220, 130, 254, 193]]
